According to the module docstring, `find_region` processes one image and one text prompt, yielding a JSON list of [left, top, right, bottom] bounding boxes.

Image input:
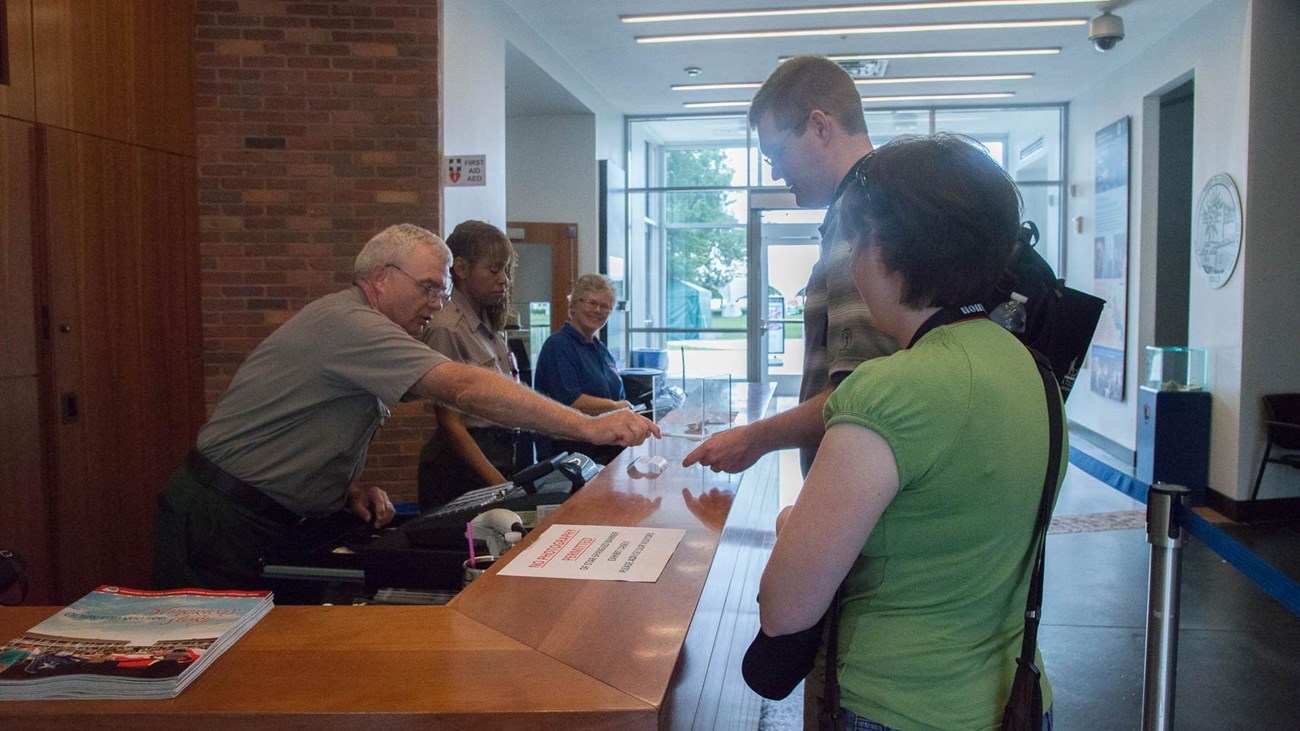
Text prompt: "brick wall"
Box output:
[[195, 0, 441, 502]]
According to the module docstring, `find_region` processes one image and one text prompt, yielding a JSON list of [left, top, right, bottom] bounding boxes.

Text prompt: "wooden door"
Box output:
[[507, 221, 577, 333], [0, 115, 52, 602], [43, 127, 202, 598]]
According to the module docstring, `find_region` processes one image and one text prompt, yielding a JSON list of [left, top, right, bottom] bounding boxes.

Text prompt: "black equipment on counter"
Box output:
[[363, 452, 599, 592], [260, 452, 600, 599]]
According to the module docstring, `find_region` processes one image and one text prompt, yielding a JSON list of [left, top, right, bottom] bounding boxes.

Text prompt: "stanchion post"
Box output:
[[1142, 482, 1191, 731]]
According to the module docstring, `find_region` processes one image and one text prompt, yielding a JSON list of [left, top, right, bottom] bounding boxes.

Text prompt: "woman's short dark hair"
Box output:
[[840, 133, 1022, 308]]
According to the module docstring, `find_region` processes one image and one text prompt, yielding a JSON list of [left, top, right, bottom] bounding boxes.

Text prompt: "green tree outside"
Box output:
[[665, 149, 746, 296]]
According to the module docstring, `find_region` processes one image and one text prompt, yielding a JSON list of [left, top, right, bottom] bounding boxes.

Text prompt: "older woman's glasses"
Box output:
[[386, 264, 453, 305], [578, 298, 613, 314]]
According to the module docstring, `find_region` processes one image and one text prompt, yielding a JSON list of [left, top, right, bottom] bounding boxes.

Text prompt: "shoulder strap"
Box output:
[[821, 587, 844, 729], [1016, 352, 1065, 667]]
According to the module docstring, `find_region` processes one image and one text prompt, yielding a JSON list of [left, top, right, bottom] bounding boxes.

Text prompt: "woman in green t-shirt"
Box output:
[[757, 134, 1063, 731]]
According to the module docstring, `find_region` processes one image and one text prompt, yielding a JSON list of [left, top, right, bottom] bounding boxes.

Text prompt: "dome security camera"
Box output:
[[1089, 12, 1125, 52]]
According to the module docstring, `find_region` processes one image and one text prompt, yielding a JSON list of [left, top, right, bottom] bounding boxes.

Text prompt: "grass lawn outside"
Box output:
[[703, 312, 803, 343]]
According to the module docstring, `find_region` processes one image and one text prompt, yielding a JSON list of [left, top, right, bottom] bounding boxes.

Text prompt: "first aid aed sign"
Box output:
[[444, 155, 486, 187]]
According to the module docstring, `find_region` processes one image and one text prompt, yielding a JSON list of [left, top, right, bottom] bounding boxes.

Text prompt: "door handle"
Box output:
[[61, 393, 79, 424]]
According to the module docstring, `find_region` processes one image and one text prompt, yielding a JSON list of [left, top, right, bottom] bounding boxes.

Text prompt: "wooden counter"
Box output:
[[0, 384, 780, 729]]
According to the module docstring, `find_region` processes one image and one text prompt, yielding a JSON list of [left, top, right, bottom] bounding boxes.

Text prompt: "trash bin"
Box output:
[[620, 367, 664, 410], [630, 348, 669, 372]]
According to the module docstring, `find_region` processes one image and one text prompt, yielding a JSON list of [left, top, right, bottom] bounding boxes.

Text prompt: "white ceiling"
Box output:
[[501, 0, 1217, 118]]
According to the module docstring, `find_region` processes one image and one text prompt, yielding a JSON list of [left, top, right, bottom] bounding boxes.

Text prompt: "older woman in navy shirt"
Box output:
[[534, 274, 630, 462]]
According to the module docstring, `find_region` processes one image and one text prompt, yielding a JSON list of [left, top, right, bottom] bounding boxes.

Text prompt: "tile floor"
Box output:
[[1041, 435, 1300, 730]]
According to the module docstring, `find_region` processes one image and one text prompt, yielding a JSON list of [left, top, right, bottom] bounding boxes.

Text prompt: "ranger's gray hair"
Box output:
[[354, 223, 450, 278]]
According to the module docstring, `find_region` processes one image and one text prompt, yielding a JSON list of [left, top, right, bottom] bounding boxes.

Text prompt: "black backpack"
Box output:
[[985, 222, 1104, 401]]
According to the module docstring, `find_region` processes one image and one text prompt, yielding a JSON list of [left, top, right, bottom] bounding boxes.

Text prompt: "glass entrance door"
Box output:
[[748, 194, 825, 396]]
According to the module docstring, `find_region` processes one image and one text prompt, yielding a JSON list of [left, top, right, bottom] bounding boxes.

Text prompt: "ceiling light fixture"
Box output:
[[858, 91, 1016, 102], [637, 19, 1087, 44], [861, 73, 1032, 84], [683, 101, 765, 109], [683, 91, 1016, 108], [672, 82, 762, 92], [672, 73, 1032, 91], [810, 48, 1061, 61], [623, 0, 1099, 24]]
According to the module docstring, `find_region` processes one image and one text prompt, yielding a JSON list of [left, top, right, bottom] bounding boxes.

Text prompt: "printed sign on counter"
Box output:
[[496, 524, 685, 582]]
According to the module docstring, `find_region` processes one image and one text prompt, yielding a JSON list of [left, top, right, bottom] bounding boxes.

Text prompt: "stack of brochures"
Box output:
[[0, 585, 273, 700]]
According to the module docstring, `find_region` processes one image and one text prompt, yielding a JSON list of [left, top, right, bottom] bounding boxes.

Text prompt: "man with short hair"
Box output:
[[153, 223, 658, 591], [684, 56, 898, 476], [682, 56, 902, 731]]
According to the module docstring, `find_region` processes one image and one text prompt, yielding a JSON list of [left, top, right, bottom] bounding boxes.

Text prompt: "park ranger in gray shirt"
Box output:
[[153, 223, 658, 591]]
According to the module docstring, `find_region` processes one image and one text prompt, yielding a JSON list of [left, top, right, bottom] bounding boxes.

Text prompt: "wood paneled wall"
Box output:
[[0, 118, 35, 378], [32, 0, 194, 155], [1, 0, 202, 602], [0, 116, 51, 601], [0, 0, 35, 120]]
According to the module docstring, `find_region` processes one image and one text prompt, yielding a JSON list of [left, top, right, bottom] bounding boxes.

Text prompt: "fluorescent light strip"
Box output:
[[672, 82, 763, 92], [813, 48, 1061, 60], [683, 100, 770, 109], [684, 91, 1015, 108], [624, 0, 1097, 24], [860, 73, 1032, 84], [672, 73, 1032, 91], [637, 19, 1087, 44], [859, 92, 1016, 102]]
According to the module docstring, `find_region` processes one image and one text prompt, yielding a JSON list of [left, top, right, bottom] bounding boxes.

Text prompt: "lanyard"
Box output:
[[907, 304, 988, 349]]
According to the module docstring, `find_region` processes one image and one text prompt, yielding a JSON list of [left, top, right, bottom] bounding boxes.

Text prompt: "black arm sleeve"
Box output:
[[741, 618, 825, 700]]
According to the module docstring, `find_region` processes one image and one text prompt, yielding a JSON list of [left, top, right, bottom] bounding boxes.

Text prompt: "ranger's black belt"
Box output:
[[184, 449, 302, 525], [467, 426, 524, 444]]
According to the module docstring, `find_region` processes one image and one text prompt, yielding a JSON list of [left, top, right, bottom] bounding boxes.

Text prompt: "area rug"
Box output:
[[1049, 509, 1147, 534]]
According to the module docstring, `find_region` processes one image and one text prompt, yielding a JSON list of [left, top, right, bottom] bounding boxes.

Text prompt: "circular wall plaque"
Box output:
[[1193, 173, 1243, 288]]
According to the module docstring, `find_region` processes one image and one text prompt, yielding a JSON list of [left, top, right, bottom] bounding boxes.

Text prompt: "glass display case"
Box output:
[[661, 375, 735, 440], [1144, 346, 1207, 392]]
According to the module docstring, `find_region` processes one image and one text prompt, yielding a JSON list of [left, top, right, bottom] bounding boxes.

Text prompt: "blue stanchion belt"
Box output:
[[1067, 446, 1300, 617], [1068, 447, 1150, 505]]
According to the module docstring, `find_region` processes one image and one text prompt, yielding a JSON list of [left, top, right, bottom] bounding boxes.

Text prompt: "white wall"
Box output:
[[1065, 0, 1249, 493], [442, 0, 624, 271], [506, 115, 600, 277], [441, 0, 507, 231], [1066, 0, 1300, 500], [1239, 0, 1300, 499]]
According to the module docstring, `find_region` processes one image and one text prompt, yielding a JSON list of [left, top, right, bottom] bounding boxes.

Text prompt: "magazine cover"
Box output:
[[0, 586, 272, 698]]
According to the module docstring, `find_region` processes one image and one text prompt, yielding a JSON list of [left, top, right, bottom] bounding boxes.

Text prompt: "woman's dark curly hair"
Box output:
[[445, 219, 516, 332], [839, 133, 1022, 309]]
